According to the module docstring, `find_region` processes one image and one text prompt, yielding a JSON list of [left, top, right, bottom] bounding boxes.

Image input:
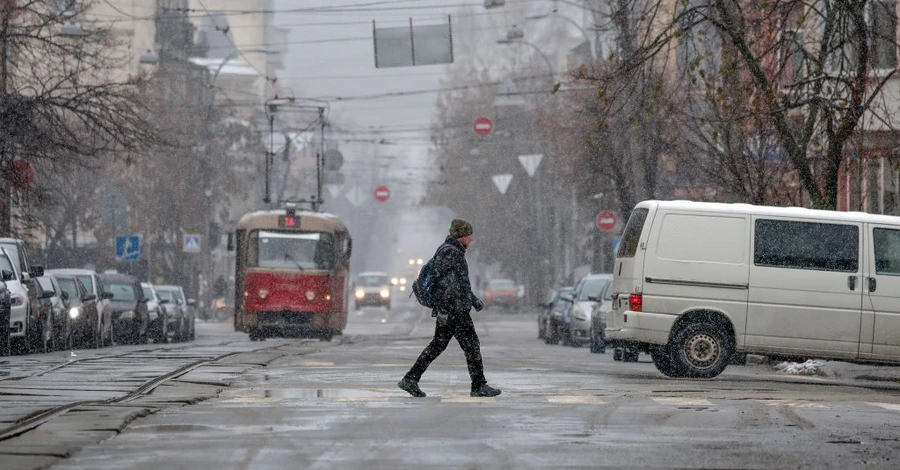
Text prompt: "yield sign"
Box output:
[[326, 184, 343, 199], [491, 174, 513, 195], [345, 186, 366, 207], [518, 153, 544, 177]]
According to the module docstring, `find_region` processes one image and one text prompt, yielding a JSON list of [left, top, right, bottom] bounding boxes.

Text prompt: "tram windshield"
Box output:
[[250, 231, 335, 270]]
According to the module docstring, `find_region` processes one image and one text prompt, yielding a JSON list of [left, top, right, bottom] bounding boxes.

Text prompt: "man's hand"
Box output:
[[473, 297, 484, 312]]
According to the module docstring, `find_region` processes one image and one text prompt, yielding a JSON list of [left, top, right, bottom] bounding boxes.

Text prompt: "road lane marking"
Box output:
[[546, 396, 606, 404], [651, 397, 714, 407], [765, 400, 826, 409], [867, 402, 900, 411]]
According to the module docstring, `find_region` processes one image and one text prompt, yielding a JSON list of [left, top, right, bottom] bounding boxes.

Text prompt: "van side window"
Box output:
[[754, 219, 858, 272], [874, 228, 900, 275], [618, 208, 649, 258]]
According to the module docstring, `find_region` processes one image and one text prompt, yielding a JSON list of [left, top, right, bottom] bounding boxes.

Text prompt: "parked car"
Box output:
[[0, 239, 43, 354], [47, 269, 114, 348], [52, 273, 102, 349], [154, 285, 194, 342], [559, 274, 612, 347], [589, 280, 615, 354], [606, 200, 900, 379], [546, 287, 575, 345], [141, 283, 167, 343], [484, 278, 519, 310], [538, 287, 570, 340], [100, 273, 149, 345], [0, 267, 12, 356], [353, 272, 392, 310], [33, 275, 67, 353]]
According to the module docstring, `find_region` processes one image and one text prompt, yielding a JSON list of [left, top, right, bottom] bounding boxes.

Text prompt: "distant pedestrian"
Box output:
[[398, 219, 501, 398]]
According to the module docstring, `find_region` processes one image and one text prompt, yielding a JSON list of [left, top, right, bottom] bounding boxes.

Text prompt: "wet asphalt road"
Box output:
[[3, 298, 900, 469]]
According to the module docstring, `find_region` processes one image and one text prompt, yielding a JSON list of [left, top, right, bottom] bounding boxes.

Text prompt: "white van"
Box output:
[[605, 200, 900, 378]]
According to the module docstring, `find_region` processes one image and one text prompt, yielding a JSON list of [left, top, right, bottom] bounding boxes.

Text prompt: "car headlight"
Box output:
[[399, 278, 407, 285], [380, 289, 390, 299], [355, 290, 365, 299], [10, 295, 23, 306], [573, 305, 587, 321], [68, 307, 81, 319], [391, 278, 399, 285]]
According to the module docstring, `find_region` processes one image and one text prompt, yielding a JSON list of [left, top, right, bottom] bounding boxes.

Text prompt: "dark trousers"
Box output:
[[404, 311, 487, 391]]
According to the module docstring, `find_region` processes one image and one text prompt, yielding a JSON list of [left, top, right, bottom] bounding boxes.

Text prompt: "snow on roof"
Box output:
[[640, 200, 900, 225]]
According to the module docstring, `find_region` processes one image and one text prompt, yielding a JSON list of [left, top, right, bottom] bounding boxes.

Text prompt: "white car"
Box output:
[[0, 238, 43, 352], [141, 283, 167, 343]]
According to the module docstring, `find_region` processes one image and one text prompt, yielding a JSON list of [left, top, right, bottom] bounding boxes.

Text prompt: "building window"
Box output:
[[870, 0, 898, 70], [754, 219, 859, 272]]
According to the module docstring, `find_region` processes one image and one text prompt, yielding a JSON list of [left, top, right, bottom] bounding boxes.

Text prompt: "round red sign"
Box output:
[[374, 185, 391, 202], [596, 211, 618, 232], [473, 116, 493, 136]]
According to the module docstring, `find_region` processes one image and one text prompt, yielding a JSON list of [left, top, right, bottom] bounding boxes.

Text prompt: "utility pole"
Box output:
[[1, 2, 11, 236], [317, 107, 325, 209]]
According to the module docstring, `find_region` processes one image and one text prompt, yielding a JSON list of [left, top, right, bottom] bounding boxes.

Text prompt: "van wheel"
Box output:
[[613, 348, 623, 361], [651, 346, 685, 377], [669, 322, 731, 378]]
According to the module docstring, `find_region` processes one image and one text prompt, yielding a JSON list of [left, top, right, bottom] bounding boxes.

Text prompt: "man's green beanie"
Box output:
[[449, 219, 473, 239]]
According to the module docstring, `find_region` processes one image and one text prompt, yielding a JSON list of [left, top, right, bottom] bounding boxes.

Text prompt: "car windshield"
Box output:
[[0, 255, 13, 276], [142, 287, 155, 300], [488, 280, 515, 290], [251, 231, 335, 270], [358, 275, 389, 286], [156, 290, 175, 302], [75, 275, 94, 294], [57, 278, 79, 301], [107, 283, 136, 301], [577, 279, 608, 301]]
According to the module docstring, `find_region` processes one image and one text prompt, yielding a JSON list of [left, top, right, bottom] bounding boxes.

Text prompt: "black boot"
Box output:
[[471, 384, 501, 397], [398, 377, 426, 397]]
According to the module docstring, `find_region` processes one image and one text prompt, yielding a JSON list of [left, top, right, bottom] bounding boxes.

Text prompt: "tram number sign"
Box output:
[[279, 215, 299, 228]]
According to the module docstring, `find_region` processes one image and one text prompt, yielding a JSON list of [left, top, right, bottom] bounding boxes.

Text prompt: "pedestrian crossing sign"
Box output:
[[115, 235, 141, 261], [183, 234, 201, 253]]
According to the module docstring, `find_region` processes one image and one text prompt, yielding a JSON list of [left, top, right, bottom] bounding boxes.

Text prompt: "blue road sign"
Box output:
[[612, 237, 622, 257], [115, 235, 141, 261], [183, 234, 201, 253]]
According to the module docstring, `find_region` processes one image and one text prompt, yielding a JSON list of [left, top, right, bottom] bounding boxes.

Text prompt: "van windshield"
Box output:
[[618, 208, 649, 258]]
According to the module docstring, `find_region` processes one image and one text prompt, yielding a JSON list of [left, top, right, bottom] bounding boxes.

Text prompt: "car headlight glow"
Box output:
[[380, 289, 390, 299], [391, 278, 399, 285], [68, 307, 81, 319], [399, 278, 407, 285], [355, 290, 365, 299]]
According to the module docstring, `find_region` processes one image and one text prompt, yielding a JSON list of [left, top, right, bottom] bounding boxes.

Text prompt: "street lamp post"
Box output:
[[496, 26, 555, 75]]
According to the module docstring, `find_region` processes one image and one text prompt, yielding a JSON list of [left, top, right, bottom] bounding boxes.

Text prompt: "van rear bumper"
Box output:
[[605, 311, 677, 346]]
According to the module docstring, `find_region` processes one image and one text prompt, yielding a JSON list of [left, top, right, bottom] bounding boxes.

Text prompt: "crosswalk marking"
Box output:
[[651, 397, 714, 407], [547, 396, 606, 404], [867, 402, 900, 411]]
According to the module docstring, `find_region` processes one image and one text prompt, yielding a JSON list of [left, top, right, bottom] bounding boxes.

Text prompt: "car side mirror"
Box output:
[[60, 291, 69, 301], [102, 291, 114, 300], [40, 290, 55, 299], [82, 293, 97, 302], [187, 298, 196, 306], [30, 266, 44, 277], [21, 272, 30, 282], [560, 294, 574, 303], [587, 295, 600, 302], [0, 270, 13, 282], [159, 299, 170, 305], [177, 299, 184, 306]]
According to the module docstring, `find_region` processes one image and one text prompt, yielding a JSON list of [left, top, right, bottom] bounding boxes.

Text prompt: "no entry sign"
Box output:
[[374, 185, 391, 202], [473, 116, 493, 136], [596, 211, 618, 232]]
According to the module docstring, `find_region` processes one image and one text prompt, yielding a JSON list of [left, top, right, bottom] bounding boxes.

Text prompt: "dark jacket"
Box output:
[[433, 236, 480, 316]]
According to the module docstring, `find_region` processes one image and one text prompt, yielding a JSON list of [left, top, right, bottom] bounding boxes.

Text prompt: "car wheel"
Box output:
[[623, 348, 640, 362], [92, 322, 102, 349], [613, 348, 623, 361], [319, 329, 334, 342], [538, 319, 545, 339], [189, 317, 195, 341], [0, 315, 9, 357], [669, 322, 732, 379], [651, 345, 685, 377], [248, 328, 264, 341], [589, 337, 605, 354]]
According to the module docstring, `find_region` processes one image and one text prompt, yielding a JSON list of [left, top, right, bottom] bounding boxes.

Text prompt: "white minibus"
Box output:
[[606, 200, 900, 378]]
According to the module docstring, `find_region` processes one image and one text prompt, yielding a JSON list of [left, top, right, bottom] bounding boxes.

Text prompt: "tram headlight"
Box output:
[[380, 289, 390, 299], [355, 289, 365, 299], [257, 289, 269, 300], [68, 307, 81, 319], [305, 291, 316, 301], [399, 285, 406, 292]]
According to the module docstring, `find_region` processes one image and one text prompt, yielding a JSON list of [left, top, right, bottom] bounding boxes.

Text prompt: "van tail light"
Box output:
[[629, 294, 643, 312]]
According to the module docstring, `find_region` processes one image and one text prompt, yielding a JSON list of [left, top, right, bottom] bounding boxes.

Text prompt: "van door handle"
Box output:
[[868, 277, 877, 293], [848, 276, 857, 291]]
